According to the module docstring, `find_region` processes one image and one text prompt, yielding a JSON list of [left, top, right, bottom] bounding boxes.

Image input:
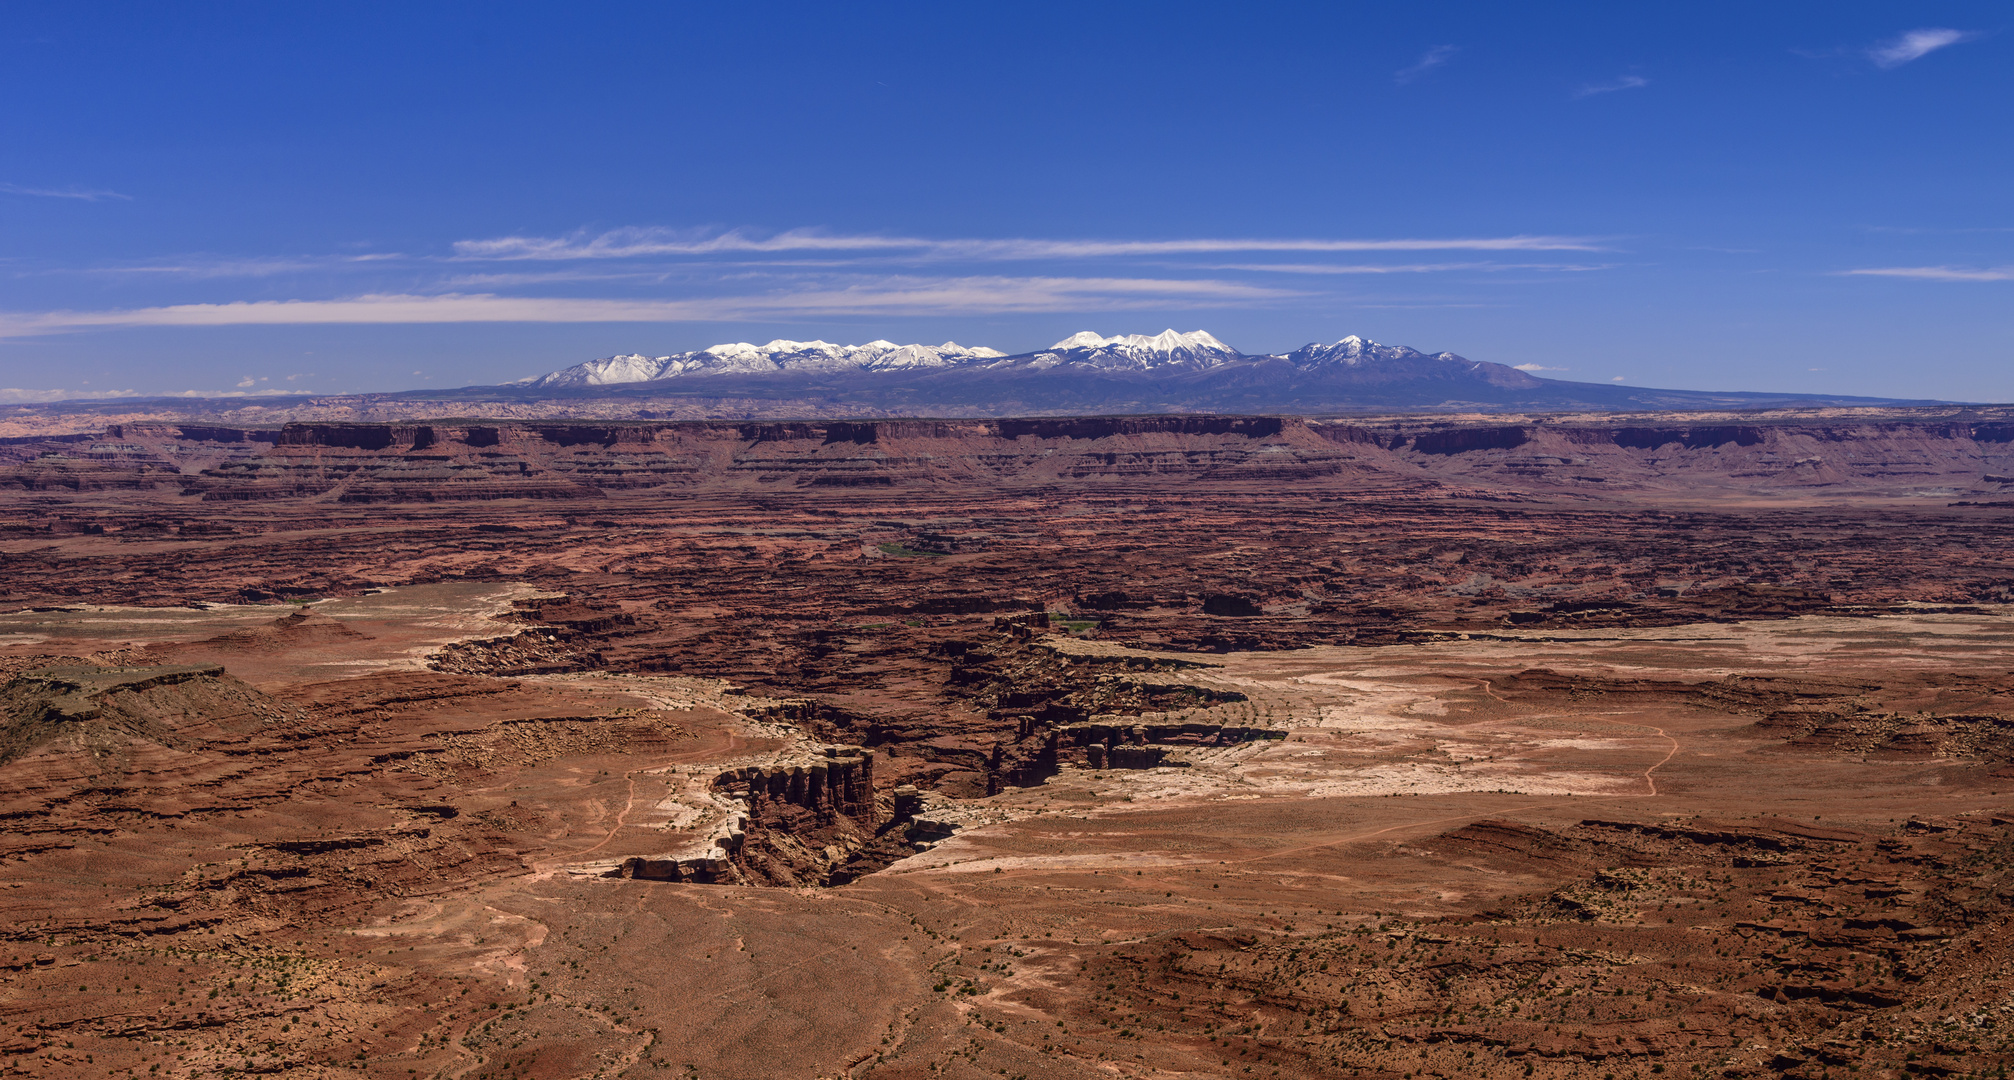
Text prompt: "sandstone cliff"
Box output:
[[6, 409, 2014, 503]]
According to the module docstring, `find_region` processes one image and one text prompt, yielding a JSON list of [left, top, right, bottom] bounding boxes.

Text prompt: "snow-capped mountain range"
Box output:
[[448, 326, 1920, 413], [518, 339, 1007, 388], [517, 329, 1502, 388], [1031, 329, 1240, 370]]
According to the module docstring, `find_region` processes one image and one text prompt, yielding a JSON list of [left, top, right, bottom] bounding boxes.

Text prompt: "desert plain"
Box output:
[[3, 409, 2014, 1080]]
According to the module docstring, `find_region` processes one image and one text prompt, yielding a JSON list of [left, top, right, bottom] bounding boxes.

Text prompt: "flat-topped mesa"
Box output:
[[13, 410, 2014, 505], [713, 745, 876, 825], [6, 663, 228, 721], [0, 662, 286, 768]]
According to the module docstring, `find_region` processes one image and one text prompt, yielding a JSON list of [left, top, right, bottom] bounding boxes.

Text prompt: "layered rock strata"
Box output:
[[719, 744, 877, 825], [1056, 719, 1286, 770], [0, 662, 289, 767], [618, 746, 880, 885], [8, 409, 2014, 502]]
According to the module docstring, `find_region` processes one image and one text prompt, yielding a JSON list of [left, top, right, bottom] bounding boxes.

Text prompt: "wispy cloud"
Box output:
[[1859, 225, 2014, 235], [0, 227, 1612, 347], [0, 182, 132, 202], [1513, 363, 1569, 372], [0, 387, 141, 403], [1395, 45, 1458, 84], [1574, 75, 1649, 98], [1869, 28, 1975, 68], [453, 228, 910, 260], [0, 276, 1302, 338], [78, 254, 404, 279], [435, 269, 682, 288], [1210, 262, 1492, 275], [454, 227, 1607, 261], [1840, 265, 2014, 282], [1209, 261, 1615, 275]]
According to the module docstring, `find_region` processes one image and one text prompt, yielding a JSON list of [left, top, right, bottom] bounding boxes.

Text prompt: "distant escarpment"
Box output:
[[5, 408, 2014, 504]]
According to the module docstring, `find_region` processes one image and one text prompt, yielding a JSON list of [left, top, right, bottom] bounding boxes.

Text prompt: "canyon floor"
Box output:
[[3, 413, 2014, 1080]]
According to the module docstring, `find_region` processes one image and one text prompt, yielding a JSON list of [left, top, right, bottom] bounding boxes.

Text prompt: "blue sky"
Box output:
[[1, 2, 2008, 401]]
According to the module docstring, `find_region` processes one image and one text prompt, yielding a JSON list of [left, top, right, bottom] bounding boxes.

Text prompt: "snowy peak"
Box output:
[[861, 341, 1005, 371], [523, 339, 1007, 387], [1040, 328, 1242, 370], [1051, 331, 1116, 350], [1322, 335, 1366, 359], [1048, 329, 1236, 354], [512, 329, 1533, 392], [509, 353, 670, 387], [1288, 336, 1445, 367], [1279, 337, 1542, 389]]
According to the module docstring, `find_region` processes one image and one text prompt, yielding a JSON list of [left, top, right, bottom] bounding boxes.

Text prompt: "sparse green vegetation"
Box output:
[[1048, 611, 1100, 633], [876, 542, 944, 558]]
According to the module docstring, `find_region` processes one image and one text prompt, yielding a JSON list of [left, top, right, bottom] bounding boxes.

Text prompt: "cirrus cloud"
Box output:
[[0, 182, 131, 202], [1840, 265, 2014, 282], [1869, 28, 1976, 69], [1574, 75, 1649, 98], [451, 227, 1607, 261], [1210, 261, 1615, 275], [0, 275, 1302, 339], [1395, 45, 1458, 85]]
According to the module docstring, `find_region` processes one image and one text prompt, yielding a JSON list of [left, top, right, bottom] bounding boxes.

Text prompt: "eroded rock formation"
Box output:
[[6, 408, 2014, 1078], [720, 744, 877, 824], [7, 409, 2014, 504], [619, 746, 892, 886], [0, 662, 291, 767]]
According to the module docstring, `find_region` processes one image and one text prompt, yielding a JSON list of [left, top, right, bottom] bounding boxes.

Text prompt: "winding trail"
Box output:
[[1468, 677, 1508, 704], [1465, 675, 1680, 795], [530, 769, 642, 872], [533, 730, 759, 873], [1625, 721, 1681, 796]]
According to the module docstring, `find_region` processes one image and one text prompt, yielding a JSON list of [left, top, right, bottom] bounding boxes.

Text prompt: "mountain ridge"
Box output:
[[516, 328, 1530, 387], [0, 330, 1951, 434], [518, 338, 1009, 387], [467, 328, 1925, 415]]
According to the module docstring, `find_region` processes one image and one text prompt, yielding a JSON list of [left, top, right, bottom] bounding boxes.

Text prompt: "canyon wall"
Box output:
[[715, 745, 877, 826], [3, 409, 2014, 502], [618, 746, 882, 886]]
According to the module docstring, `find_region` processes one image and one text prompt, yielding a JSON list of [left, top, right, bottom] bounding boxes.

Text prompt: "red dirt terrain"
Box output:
[[2, 410, 2013, 1080]]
